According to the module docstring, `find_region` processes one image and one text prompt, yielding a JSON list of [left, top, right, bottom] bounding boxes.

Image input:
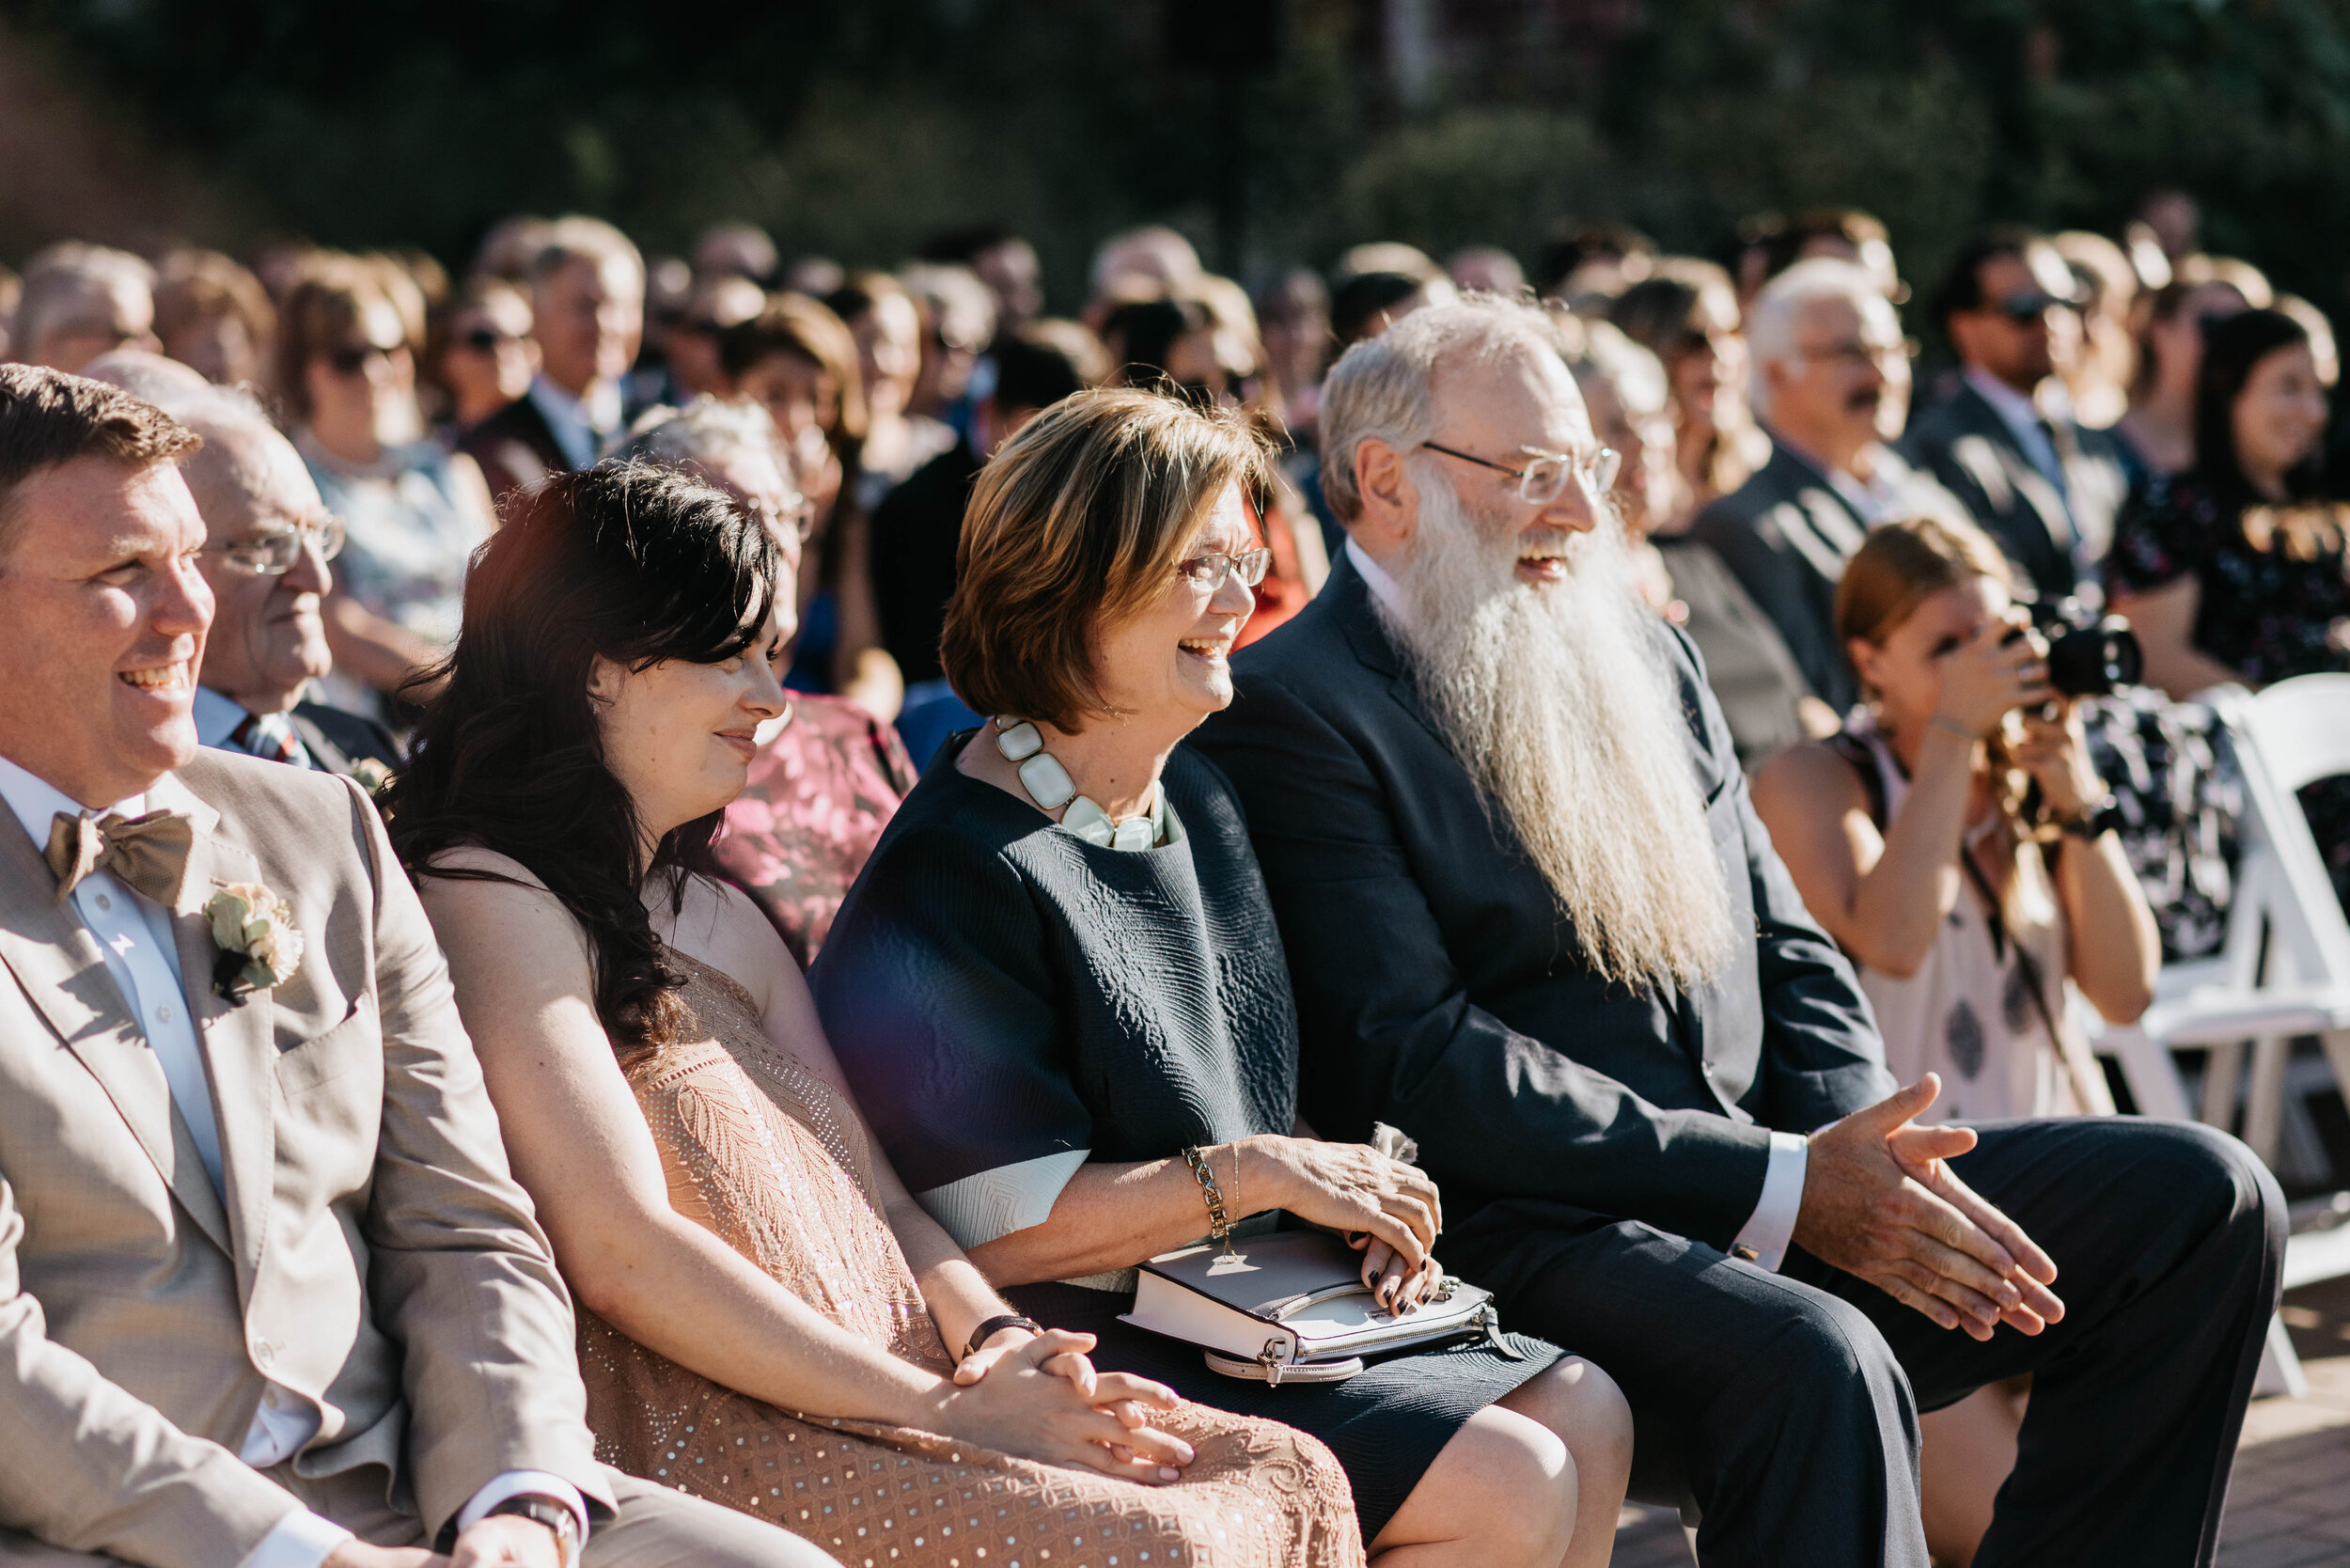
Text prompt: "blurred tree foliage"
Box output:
[[11, 0, 2350, 314]]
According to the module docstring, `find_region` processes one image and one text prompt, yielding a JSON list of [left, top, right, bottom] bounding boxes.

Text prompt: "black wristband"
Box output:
[[2060, 794, 2125, 839], [963, 1313, 1043, 1362]]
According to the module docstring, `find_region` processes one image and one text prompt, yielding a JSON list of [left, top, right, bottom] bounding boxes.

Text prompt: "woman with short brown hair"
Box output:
[[815, 386, 1632, 1567]]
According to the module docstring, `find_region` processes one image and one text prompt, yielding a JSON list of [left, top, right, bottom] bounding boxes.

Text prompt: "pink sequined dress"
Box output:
[[578, 949, 1365, 1568]]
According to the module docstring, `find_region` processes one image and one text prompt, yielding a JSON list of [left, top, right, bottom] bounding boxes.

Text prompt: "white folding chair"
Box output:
[[2082, 678, 2350, 1397]]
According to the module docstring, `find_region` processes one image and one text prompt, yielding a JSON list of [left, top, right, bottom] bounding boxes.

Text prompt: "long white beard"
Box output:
[[1381, 464, 1737, 993]]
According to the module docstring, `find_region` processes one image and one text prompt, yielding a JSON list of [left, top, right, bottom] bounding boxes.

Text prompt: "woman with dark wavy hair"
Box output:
[[385, 462, 1363, 1567]]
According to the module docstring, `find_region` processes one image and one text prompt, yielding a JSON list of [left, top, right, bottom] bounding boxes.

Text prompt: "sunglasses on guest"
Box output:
[[459, 325, 525, 353], [1994, 290, 2074, 323], [323, 342, 402, 376]]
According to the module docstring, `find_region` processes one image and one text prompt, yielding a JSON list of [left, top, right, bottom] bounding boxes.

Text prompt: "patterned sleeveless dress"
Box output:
[[578, 949, 1364, 1568]]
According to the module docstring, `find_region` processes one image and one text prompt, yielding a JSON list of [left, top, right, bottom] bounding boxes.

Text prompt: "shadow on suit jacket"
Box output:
[[0, 748, 607, 1565], [456, 394, 569, 511], [290, 699, 403, 779], [1191, 554, 1893, 1253], [1899, 381, 2130, 600]]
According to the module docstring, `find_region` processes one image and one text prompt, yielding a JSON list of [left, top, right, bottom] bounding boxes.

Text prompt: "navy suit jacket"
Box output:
[[1192, 555, 1892, 1250]]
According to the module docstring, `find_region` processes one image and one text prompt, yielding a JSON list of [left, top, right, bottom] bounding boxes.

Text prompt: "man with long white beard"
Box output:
[[1194, 296, 2281, 1567]]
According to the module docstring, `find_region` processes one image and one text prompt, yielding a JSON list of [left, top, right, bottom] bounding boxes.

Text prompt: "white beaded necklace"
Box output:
[[993, 716, 1164, 852]]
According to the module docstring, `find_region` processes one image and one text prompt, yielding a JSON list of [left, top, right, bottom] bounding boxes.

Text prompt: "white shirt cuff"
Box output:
[[1730, 1131, 1810, 1273], [236, 1508, 352, 1568], [456, 1471, 589, 1553]]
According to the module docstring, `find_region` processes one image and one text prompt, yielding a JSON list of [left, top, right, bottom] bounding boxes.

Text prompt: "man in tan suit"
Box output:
[[0, 365, 828, 1568]]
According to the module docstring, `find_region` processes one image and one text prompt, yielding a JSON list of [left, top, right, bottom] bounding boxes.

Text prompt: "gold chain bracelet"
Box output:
[[1182, 1144, 1232, 1249]]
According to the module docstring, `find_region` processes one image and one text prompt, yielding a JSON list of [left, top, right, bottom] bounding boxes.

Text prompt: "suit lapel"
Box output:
[[1326, 556, 1452, 750], [150, 775, 275, 1289], [287, 711, 351, 776], [0, 807, 235, 1253]]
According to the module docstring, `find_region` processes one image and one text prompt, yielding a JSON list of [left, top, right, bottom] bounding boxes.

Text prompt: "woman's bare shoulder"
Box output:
[[415, 846, 591, 964], [1753, 738, 1869, 819]]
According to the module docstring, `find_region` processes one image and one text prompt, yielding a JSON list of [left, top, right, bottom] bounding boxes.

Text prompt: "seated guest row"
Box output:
[[0, 293, 2282, 1568]]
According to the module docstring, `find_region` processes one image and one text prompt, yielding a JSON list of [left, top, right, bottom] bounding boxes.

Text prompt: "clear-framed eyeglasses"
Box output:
[[206, 514, 346, 576], [1421, 441, 1622, 506], [1175, 546, 1272, 592]]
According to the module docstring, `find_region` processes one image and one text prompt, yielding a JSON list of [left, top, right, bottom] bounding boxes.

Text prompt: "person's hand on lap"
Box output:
[[934, 1327, 1197, 1482], [1792, 1074, 2063, 1340], [448, 1514, 564, 1568]]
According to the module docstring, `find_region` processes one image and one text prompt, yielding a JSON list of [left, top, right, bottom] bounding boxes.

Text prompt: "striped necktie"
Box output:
[[229, 710, 317, 770]]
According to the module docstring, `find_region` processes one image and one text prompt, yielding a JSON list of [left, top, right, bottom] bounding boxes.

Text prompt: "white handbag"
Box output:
[[1120, 1228, 1522, 1386]]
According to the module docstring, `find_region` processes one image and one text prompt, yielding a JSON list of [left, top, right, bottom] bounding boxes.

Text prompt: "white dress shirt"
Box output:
[[1343, 539, 1811, 1269], [0, 755, 585, 1568], [525, 374, 622, 471]]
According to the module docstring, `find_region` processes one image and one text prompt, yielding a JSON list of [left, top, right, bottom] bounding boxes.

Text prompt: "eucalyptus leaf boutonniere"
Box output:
[[206, 883, 304, 1005]]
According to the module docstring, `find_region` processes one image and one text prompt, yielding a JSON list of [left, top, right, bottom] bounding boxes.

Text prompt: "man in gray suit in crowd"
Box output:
[[0, 365, 826, 1567]]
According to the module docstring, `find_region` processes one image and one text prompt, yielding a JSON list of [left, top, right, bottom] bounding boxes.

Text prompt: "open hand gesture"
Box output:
[[1791, 1074, 2063, 1340]]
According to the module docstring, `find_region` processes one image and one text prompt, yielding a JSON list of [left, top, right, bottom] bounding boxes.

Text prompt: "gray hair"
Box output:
[[83, 351, 269, 434], [14, 243, 156, 357], [1746, 257, 1887, 421], [1318, 292, 1563, 524], [609, 395, 781, 474]]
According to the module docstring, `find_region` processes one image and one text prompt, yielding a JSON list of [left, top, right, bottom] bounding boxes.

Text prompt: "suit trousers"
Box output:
[[1444, 1117, 2283, 1568], [0, 1462, 835, 1568]]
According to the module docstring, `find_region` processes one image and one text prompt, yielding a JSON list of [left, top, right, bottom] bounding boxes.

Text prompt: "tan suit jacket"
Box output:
[[0, 748, 613, 1567]]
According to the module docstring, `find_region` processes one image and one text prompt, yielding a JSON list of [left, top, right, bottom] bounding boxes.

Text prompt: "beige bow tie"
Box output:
[[43, 808, 197, 911]]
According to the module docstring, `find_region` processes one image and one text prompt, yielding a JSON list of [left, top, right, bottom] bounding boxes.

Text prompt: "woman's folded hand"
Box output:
[[932, 1327, 1196, 1482], [1252, 1136, 1444, 1279]]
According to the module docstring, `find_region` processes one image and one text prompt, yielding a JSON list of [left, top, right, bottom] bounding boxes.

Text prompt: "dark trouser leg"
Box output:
[[1449, 1207, 1928, 1568], [1801, 1117, 2283, 1568]]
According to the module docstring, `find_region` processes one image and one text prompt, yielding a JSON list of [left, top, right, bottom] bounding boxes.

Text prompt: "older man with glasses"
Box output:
[[1692, 256, 1972, 727], [1902, 229, 2132, 601], [88, 358, 401, 782], [1196, 293, 2281, 1568]]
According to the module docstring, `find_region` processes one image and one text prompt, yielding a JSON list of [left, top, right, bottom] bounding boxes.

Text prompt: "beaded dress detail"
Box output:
[[579, 949, 1364, 1568]]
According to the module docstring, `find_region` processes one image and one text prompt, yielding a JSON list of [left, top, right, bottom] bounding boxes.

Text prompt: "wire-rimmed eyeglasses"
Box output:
[[1421, 441, 1621, 506], [1175, 547, 1272, 592], [205, 514, 346, 576]]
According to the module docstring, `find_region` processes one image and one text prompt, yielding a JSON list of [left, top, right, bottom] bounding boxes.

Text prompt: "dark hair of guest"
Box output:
[[2193, 307, 2325, 510], [384, 461, 779, 1053]]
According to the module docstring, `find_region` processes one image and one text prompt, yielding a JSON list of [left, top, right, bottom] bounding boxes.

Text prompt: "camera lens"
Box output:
[[2044, 618, 2144, 698]]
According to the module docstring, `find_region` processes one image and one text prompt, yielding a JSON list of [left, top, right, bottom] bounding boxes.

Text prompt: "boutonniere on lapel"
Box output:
[[205, 883, 305, 1005]]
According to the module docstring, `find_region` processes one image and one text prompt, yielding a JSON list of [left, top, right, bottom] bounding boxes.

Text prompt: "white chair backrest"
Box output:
[[2222, 681, 2350, 990], [2245, 674, 2350, 792]]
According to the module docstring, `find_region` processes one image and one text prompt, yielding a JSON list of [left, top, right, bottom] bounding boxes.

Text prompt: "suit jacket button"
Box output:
[[254, 1340, 274, 1368]]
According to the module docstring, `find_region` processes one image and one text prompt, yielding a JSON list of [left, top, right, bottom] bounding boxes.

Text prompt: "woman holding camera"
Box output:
[[1754, 516, 2158, 1122], [1753, 516, 2159, 1566]]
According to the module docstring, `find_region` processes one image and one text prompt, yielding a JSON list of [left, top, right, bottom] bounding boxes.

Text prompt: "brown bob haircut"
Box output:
[[1834, 514, 2015, 651], [943, 385, 1269, 733]]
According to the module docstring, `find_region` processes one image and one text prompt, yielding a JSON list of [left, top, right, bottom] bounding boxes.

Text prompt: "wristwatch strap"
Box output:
[[487, 1496, 583, 1568]]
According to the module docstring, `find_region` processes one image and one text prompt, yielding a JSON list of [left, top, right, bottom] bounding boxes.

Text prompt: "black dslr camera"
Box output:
[[2005, 597, 2143, 698]]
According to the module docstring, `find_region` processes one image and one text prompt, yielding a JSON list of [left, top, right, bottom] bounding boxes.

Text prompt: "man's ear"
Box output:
[[1353, 438, 1416, 542]]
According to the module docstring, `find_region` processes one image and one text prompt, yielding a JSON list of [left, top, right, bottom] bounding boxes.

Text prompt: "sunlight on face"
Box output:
[[1088, 481, 1258, 731], [590, 598, 794, 841]]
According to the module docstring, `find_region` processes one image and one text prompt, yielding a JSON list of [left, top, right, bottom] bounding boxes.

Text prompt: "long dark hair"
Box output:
[[2192, 307, 2325, 510], [384, 462, 779, 1052]]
